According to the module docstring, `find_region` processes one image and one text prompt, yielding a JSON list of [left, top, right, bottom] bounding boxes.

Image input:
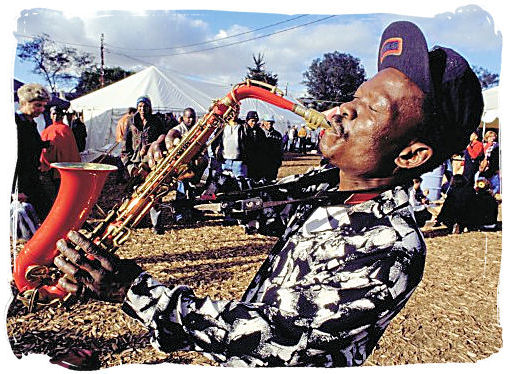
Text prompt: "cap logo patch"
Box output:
[[380, 37, 403, 64]]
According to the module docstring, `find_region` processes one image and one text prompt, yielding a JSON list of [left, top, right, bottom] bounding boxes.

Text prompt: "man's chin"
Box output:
[[319, 131, 344, 160]]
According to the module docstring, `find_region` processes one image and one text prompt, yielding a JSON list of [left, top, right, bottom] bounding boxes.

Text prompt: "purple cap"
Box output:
[[378, 21, 432, 95]]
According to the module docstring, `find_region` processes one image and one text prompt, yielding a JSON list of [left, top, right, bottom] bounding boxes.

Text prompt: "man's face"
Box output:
[[20, 100, 47, 119], [137, 102, 151, 118], [264, 121, 274, 131], [247, 118, 258, 128], [320, 68, 425, 179], [182, 110, 196, 127], [469, 132, 477, 142]]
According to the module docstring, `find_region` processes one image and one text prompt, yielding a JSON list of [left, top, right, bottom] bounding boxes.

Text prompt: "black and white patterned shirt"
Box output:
[[122, 167, 426, 367]]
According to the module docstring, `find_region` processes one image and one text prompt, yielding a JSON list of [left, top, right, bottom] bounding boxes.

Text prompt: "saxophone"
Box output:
[[13, 79, 330, 310]]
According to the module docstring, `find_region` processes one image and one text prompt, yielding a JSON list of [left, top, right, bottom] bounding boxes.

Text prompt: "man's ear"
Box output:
[[394, 142, 433, 169]]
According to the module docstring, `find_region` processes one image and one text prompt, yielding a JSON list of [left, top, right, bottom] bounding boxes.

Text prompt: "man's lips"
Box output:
[[330, 116, 348, 139]]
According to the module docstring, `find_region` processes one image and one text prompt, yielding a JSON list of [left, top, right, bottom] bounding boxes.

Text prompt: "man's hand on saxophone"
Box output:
[[54, 231, 142, 303]]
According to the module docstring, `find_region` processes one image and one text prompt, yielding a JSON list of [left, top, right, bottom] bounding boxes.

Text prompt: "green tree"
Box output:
[[472, 65, 499, 89], [245, 53, 278, 87], [302, 51, 366, 111], [73, 67, 135, 97], [17, 33, 95, 93]]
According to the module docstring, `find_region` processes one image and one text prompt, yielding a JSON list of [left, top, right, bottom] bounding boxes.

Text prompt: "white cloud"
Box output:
[[13, 5, 502, 96]]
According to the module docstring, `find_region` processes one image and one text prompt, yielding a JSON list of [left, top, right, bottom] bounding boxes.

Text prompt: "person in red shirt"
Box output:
[[462, 131, 483, 185], [40, 106, 81, 193]]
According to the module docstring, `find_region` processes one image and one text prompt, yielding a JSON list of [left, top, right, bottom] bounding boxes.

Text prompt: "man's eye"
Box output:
[[369, 105, 378, 112]]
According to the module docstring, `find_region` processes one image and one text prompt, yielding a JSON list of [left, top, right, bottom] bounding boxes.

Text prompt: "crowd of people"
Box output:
[[406, 128, 501, 234], [283, 124, 323, 153]]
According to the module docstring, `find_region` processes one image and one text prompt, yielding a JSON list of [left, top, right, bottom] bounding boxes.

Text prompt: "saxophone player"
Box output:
[[54, 21, 483, 367]]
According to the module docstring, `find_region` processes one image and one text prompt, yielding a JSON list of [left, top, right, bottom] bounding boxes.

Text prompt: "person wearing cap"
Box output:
[[261, 114, 283, 180], [121, 95, 166, 234], [243, 110, 267, 180], [54, 21, 483, 367], [40, 106, 81, 195], [13, 83, 53, 221]]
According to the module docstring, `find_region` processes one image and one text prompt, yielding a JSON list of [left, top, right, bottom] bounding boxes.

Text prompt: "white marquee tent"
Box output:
[[481, 85, 499, 131], [70, 66, 305, 160]]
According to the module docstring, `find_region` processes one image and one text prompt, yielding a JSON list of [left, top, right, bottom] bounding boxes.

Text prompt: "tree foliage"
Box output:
[[17, 33, 95, 93], [245, 53, 278, 87], [72, 67, 135, 98], [472, 65, 499, 89], [303, 51, 366, 111]]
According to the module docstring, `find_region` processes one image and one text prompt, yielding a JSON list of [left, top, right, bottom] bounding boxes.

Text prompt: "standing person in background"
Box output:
[[297, 124, 308, 154], [121, 96, 166, 234], [13, 83, 52, 225], [160, 107, 205, 223], [65, 110, 88, 153], [116, 107, 137, 144], [282, 130, 289, 152], [462, 131, 483, 186], [288, 125, 297, 151], [115, 107, 137, 183], [479, 130, 500, 195], [262, 114, 283, 180], [244, 111, 267, 180], [40, 106, 81, 196], [216, 106, 249, 178]]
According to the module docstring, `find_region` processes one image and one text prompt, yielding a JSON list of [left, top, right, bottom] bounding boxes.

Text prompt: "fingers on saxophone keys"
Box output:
[[66, 231, 97, 254], [54, 255, 79, 278], [58, 276, 81, 295]]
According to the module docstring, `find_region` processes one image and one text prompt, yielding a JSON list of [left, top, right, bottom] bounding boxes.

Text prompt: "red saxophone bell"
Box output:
[[13, 162, 117, 303]]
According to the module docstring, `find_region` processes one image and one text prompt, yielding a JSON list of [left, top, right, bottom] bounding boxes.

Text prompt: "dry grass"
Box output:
[[6, 152, 503, 369]]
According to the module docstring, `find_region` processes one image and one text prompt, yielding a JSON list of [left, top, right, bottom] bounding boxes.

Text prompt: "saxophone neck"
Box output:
[[292, 104, 331, 130]]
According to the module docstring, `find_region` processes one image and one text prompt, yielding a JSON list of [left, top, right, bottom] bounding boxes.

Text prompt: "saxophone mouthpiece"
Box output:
[[292, 104, 331, 130]]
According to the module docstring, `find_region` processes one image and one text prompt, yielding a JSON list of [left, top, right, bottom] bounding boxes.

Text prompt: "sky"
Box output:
[[10, 3, 503, 98], [2, 1, 519, 373]]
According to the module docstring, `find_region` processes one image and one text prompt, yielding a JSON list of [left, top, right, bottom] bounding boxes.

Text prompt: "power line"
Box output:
[[14, 32, 100, 50], [15, 14, 336, 61], [104, 14, 310, 51], [123, 15, 337, 58]]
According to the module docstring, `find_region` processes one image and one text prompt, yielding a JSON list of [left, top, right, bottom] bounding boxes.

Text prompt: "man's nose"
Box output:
[[339, 102, 357, 120]]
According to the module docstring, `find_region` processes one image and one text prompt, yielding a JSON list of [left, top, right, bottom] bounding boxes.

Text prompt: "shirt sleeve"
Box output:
[[214, 165, 339, 237]]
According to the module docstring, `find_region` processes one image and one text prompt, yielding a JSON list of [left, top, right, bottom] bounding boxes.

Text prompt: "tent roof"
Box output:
[[71, 66, 223, 113], [70, 66, 305, 127]]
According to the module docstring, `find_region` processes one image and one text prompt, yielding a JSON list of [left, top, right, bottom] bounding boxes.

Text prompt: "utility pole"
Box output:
[[100, 33, 105, 88]]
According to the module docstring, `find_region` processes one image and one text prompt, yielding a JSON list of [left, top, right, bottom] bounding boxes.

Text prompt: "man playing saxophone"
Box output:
[[54, 21, 483, 367]]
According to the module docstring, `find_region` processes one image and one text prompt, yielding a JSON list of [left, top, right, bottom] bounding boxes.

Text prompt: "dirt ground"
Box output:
[[6, 152, 503, 369]]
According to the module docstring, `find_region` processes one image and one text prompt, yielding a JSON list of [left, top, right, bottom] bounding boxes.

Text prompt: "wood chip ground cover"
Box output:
[[6, 153, 503, 368]]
